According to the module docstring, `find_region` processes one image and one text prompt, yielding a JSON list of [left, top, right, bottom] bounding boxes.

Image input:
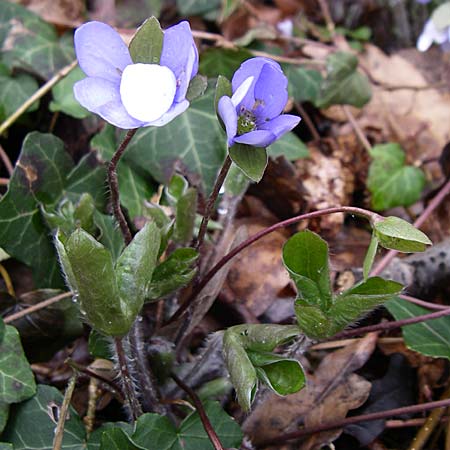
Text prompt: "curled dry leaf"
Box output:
[[243, 333, 377, 447]]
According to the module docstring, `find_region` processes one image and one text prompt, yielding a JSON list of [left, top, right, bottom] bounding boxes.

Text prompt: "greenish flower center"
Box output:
[[237, 110, 256, 135]]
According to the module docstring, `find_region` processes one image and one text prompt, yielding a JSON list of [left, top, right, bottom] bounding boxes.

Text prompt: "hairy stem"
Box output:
[[196, 154, 232, 252]]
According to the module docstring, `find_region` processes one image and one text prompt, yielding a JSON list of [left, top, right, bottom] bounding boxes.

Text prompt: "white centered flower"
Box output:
[[120, 63, 177, 122]]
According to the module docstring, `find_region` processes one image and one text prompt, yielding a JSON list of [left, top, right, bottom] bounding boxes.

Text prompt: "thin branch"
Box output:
[[310, 336, 403, 351], [0, 144, 13, 175], [257, 397, 450, 448], [295, 102, 320, 141], [400, 294, 449, 311], [333, 307, 450, 340], [53, 374, 77, 450], [0, 60, 78, 136], [167, 206, 380, 324], [0, 263, 15, 297], [0, 178, 9, 186], [4, 291, 72, 324], [342, 105, 372, 153], [108, 128, 137, 245], [196, 155, 232, 251], [317, 0, 335, 38], [171, 373, 225, 450], [372, 179, 450, 276]]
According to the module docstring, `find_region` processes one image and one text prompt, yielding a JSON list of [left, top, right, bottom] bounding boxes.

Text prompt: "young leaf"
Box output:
[[363, 233, 379, 280], [283, 230, 332, 310], [386, 298, 450, 359], [0, 325, 36, 404], [186, 74, 208, 102], [174, 188, 197, 244], [316, 52, 371, 108], [93, 210, 125, 262], [228, 144, 268, 183], [294, 304, 332, 339], [129, 16, 164, 64], [367, 143, 426, 210], [373, 216, 432, 252], [88, 330, 113, 360], [166, 174, 189, 204], [147, 248, 198, 300]]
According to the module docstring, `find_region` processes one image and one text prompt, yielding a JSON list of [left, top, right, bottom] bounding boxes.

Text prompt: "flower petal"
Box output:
[[417, 19, 448, 51], [74, 77, 144, 129], [74, 21, 132, 83], [254, 63, 288, 121], [218, 96, 238, 147], [234, 130, 276, 147], [120, 63, 177, 122], [174, 44, 198, 102], [231, 57, 281, 110], [259, 114, 301, 140], [231, 76, 254, 108], [146, 100, 189, 127], [160, 21, 198, 95]]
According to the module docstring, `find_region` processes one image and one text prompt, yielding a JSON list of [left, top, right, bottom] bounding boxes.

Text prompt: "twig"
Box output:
[[108, 128, 137, 245], [171, 373, 225, 450], [168, 206, 380, 324], [400, 294, 449, 311], [388, 418, 449, 428], [53, 374, 77, 450], [84, 377, 99, 437], [372, 179, 450, 276], [0, 144, 13, 175], [0, 263, 15, 297], [295, 102, 320, 141], [0, 178, 9, 186], [257, 397, 450, 448], [113, 337, 142, 420], [333, 307, 450, 340], [0, 60, 78, 136], [310, 337, 403, 351], [342, 105, 372, 153], [4, 291, 72, 324], [196, 155, 232, 251], [317, 0, 335, 38]]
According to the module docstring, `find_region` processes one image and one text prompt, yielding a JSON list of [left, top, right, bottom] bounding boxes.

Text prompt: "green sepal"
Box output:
[[146, 248, 198, 300], [73, 193, 96, 234], [186, 74, 208, 102], [373, 216, 432, 252], [228, 144, 268, 183], [248, 351, 306, 396], [283, 230, 333, 310], [294, 304, 332, 339], [363, 233, 379, 280], [222, 329, 257, 412], [214, 75, 232, 129], [129, 16, 163, 64], [115, 222, 161, 321], [65, 229, 131, 336]]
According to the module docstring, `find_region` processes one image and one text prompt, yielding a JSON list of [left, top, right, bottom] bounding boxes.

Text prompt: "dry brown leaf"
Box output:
[[243, 333, 377, 447]]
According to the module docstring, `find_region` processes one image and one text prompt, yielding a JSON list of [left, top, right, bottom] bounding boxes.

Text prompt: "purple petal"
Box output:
[[218, 96, 238, 146], [146, 100, 190, 127], [74, 78, 144, 129], [234, 130, 276, 147], [231, 57, 282, 110], [259, 114, 301, 139], [254, 63, 288, 121], [75, 22, 132, 83], [160, 21, 198, 101]]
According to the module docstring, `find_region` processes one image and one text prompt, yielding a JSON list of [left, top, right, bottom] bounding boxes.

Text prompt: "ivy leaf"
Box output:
[[229, 144, 268, 183], [316, 52, 371, 109], [50, 66, 90, 119], [268, 132, 309, 161], [86, 422, 133, 450], [373, 216, 432, 252], [0, 132, 107, 288], [386, 298, 450, 359], [176, 0, 221, 17], [284, 66, 323, 103], [367, 143, 426, 210], [129, 16, 163, 65], [100, 428, 143, 450], [125, 86, 227, 195], [0, 317, 4, 344], [2, 385, 86, 450], [0, 444, 12, 449], [200, 48, 252, 79], [282, 230, 333, 310], [0, 2, 74, 80]]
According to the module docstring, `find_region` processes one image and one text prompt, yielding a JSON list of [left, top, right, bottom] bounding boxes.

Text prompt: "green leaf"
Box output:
[[248, 351, 305, 396], [284, 66, 323, 103], [0, 2, 74, 80], [100, 427, 143, 450], [367, 143, 426, 210], [199, 48, 252, 79], [116, 222, 161, 319], [88, 330, 113, 360], [65, 229, 130, 336], [186, 75, 208, 102], [373, 216, 432, 252], [294, 304, 332, 339], [174, 188, 197, 244], [0, 402, 9, 434], [224, 162, 249, 196], [0, 317, 4, 344], [125, 86, 227, 194], [129, 16, 163, 64], [363, 233, 379, 280], [229, 144, 268, 183], [0, 72, 39, 121], [0, 325, 36, 404], [0, 132, 107, 288], [0, 444, 13, 450], [316, 51, 371, 108], [50, 66, 90, 118], [166, 174, 189, 204], [2, 385, 86, 450], [282, 230, 332, 310], [93, 210, 125, 262], [147, 248, 198, 300], [87, 422, 133, 450], [268, 132, 309, 161], [386, 298, 450, 359], [176, 0, 221, 16]]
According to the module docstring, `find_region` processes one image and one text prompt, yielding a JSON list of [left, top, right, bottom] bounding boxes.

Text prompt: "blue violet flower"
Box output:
[[218, 57, 301, 148], [73, 21, 198, 129]]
